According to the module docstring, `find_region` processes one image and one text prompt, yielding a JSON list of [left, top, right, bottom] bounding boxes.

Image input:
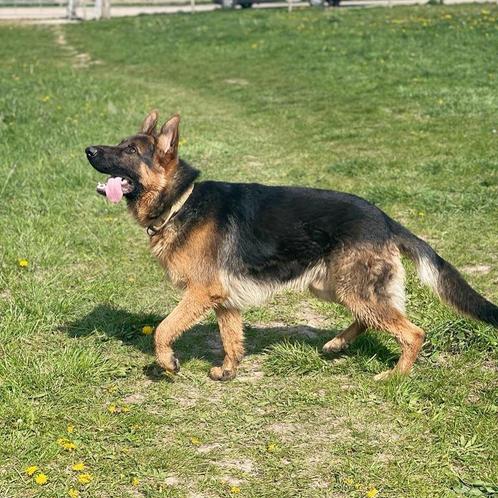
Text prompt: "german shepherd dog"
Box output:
[[85, 111, 498, 381]]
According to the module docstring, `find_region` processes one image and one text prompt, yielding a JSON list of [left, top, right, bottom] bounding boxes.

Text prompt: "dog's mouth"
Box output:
[[96, 176, 135, 204]]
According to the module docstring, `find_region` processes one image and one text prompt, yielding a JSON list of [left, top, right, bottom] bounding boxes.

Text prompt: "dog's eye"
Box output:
[[125, 145, 137, 154]]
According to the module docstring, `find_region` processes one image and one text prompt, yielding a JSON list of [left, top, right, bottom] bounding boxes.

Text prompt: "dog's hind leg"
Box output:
[[343, 302, 425, 380], [370, 311, 425, 380], [322, 320, 366, 354], [209, 307, 244, 381], [333, 243, 425, 379], [155, 288, 214, 374]]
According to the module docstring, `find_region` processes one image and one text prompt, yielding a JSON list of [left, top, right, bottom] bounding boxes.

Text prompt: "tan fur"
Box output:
[[331, 243, 406, 313], [209, 307, 244, 381], [150, 220, 228, 373], [152, 219, 221, 288], [155, 286, 220, 372], [151, 220, 423, 379], [311, 242, 424, 378], [140, 110, 158, 135], [112, 112, 429, 381], [323, 321, 366, 353], [129, 160, 192, 226]]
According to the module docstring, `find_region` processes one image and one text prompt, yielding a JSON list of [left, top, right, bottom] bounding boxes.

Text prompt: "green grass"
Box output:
[[1, 5, 498, 497]]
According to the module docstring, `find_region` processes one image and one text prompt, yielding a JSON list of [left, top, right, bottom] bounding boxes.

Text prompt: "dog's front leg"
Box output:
[[155, 288, 213, 374], [209, 307, 244, 381]]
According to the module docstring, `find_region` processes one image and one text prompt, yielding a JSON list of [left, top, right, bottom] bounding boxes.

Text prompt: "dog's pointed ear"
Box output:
[[157, 113, 180, 159], [140, 110, 159, 135]]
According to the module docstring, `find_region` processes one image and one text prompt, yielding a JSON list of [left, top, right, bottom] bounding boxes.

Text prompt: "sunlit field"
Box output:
[[0, 5, 497, 496]]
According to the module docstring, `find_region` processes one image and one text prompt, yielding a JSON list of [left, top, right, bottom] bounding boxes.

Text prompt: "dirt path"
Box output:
[[52, 24, 101, 67]]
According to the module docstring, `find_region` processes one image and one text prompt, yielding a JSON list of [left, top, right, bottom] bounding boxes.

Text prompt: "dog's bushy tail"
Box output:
[[389, 219, 498, 327]]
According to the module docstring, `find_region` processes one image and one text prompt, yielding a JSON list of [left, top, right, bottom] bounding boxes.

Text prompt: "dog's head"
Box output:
[[85, 110, 183, 204]]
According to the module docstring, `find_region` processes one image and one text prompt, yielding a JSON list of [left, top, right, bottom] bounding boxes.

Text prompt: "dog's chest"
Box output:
[[149, 229, 185, 283]]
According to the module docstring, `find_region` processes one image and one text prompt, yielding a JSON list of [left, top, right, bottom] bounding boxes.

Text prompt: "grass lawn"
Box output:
[[1, 4, 497, 497]]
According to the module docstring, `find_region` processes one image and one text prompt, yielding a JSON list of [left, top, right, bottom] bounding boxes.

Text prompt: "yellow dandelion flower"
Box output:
[[25, 465, 39, 476], [190, 436, 202, 446], [72, 462, 86, 471], [67, 424, 74, 433], [34, 473, 48, 485], [266, 442, 278, 453], [41, 95, 51, 102], [366, 488, 379, 498], [107, 404, 117, 414], [179, 137, 188, 146], [57, 438, 77, 450], [251, 43, 258, 49], [230, 486, 241, 494], [131, 477, 140, 486], [121, 405, 130, 413], [77, 473, 93, 485], [68, 489, 79, 498], [142, 325, 154, 335], [18, 258, 29, 268]]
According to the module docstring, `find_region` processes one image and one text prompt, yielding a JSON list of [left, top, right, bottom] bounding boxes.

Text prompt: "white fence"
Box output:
[[0, 0, 494, 21]]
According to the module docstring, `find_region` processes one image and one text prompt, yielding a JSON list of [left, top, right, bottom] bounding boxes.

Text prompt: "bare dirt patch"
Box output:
[[197, 443, 222, 454], [224, 78, 249, 86], [462, 264, 491, 275], [164, 476, 181, 486], [297, 302, 329, 329], [215, 458, 256, 475], [123, 392, 146, 404], [237, 358, 265, 383], [267, 422, 301, 435]]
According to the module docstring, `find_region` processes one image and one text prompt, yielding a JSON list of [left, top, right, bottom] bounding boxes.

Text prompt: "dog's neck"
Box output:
[[129, 158, 200, 229], [148, 159, 199, 218], [146, 182, 195, 237]]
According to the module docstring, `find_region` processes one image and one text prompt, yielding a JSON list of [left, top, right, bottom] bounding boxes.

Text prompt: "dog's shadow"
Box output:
[[63, 304, 397, 379]]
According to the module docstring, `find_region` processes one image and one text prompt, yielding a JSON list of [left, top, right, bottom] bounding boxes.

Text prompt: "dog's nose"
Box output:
[[85, 146, 98, 158]]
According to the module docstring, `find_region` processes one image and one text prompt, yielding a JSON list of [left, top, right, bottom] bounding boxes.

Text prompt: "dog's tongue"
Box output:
[[105, 177, 123, 204]]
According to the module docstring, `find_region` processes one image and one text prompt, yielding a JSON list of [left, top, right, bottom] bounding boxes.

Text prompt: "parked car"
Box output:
[[215, 0, 340, 8], [214, 0, 254, 7]]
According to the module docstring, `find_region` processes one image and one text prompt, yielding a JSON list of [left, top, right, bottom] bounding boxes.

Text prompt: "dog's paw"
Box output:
[[156, 352, 180, 374], [373, 369, 393, 381], [322, 338, 347, 354], [209, 366, 236, 382]]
